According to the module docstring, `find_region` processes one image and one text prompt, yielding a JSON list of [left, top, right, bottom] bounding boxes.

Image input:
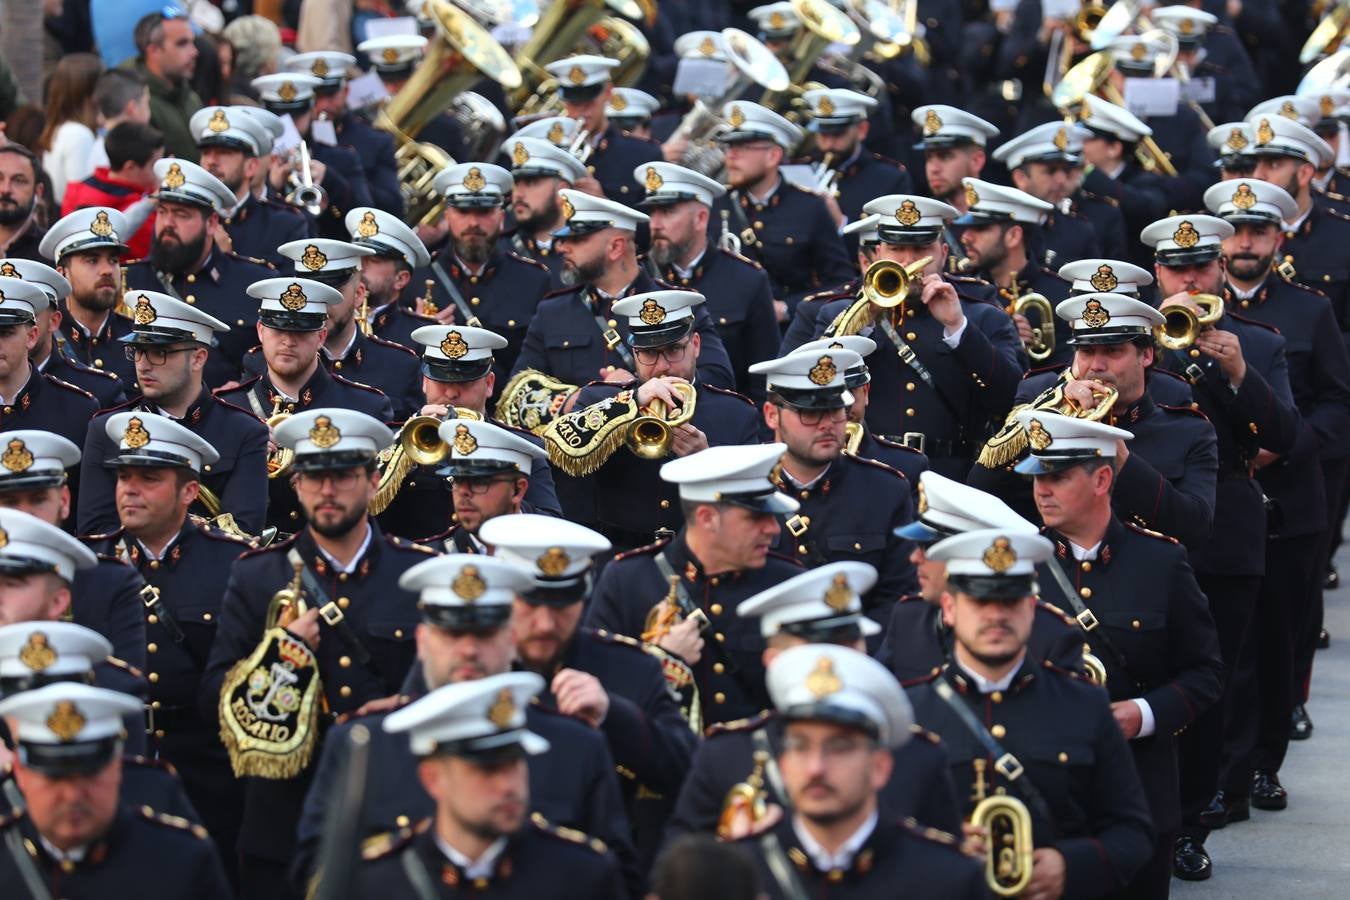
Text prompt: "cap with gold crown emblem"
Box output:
[[399, 554, 536, 633], [438, 418, 547, 480], [118, 290, 228, 347], [611, 289, 705, 348], [926, 527, 1054, 600], [1077, 95, 1153, 144], [1243, 112, 1334, 167], [1203, 179, 1298, 225], [273, 408, 395, 472], [660, 443, 801, 515], [384, 671, 551, 758], [894, 470, 1038, 543], [954, 177, 1053, 226], [861, 194, 957, 246], [0, 507, 98, 583], [150, 158, 234, 214], [411, 324, 507, 383], [717, 100, 803, 149], [748, 2, 801, 40], [544, 54, 620, 102], [1012, 409, 1134, 475], [796, 336, 875, 389], [767, 644, 913, 747], [552, 188, 648, 237], [513, 116, 584, 151], [1055, 291, 1166, 344], [277, 238, 375, 288], [357, 35, 428, 78], [910, 104, 999, 150], [344, 207, 432, 269], [0, 682, 142, 775], [750, 347, 861, 409], [607, 88, 660, 128], [505, 136, 589, 183], [189, 105, 271, 156], [0, 258, 68, 308], [104, 410, 220, 473], [1207, 122, 1256, 171], [993, 121, 1091, 169], [1056, 259, 1154, 297], [479, 514, 611, 604], [1151, 5, 1217, 47], [804, 88, 877, 133], [0, 621, 111, 695], [251, 72, 322, 113], [248, 276, 342, 332], [674, 30, 728, 61], [739, 561, 882, 640], [0, 276, 47, 325], [633, 161, 726, 208], [433, 162, 513, 209], [0, 430, 79, 491], [1139, 213, 1234, 266], [38, 207, 131, 262], [285, 51, 357, 90]]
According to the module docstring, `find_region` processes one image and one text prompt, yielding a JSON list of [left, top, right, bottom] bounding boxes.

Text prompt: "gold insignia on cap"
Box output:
[[0, 526, 8, 548], [638, 297, 667, 325], [1053, 126, 1069, 151], [463, 167, 487, 191], [311, 58, 330, 78], [207, 108, 229, 133], [0, 262, 16, 277], [90, 210, 115, 237], [896, 199, 921, 226], [728, 106, 746, 129], [1026, 418, 1052, 451], [487, 687, 515, 727], [699, 35, 717, 56], [300, 244, 328, 271], [280, 282, 308, 311], [823, 573, 853, 612], [769, 10, 787, 29], [561, 194, 576, 220], [309, 415, 341, 449], [1089, 264, 1118, 292], [382, 48, 400, 65], [2, 438, 33, 473], [1081, 297, 1111, 328], [1173, 220, 1199, 248], [923, 108, 942, 136], [538, 547, 570, 577], [453, 423, 478, 456], [47, 701, 85, 742], [123, 416, 151, 449], [357, 211, 379, 238], [644, 166, 663, 192], [1322, 95, 1336, 118], [818, 96, 835, 117], [18, 632, 56, 672], [965, 183, 980, 209], [440, 330, 469, 359], [916, 481, 928, 515], [1256, 118, 1274, 146], [1226, 128, 1248, 152], [1179, 17, 1194, 34], [547, 121, 566, 146], [162, 163, 186, 190], [278, 80, 298, 102], [609, 92, 628, 111], [1279, 100, 1297, 119], [806, 656, 842, 699], [453, 564, 486, 601], [808, 355, 837, 386], [568, 65, 586, 85], [983, 536, 1017, 574], [512, 142, 530, 167], [132, 294, 157, 325], [1232, 182, 1257, 210], [1129, 41, 1147, 61]]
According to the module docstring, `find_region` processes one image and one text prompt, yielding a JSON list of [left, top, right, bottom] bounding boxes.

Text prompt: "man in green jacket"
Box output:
[[121, 11, 201, 163]]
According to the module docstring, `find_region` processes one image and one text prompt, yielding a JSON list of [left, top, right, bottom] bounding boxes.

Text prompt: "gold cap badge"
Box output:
[[2, 438, 33, 473], [463, 167, 487, 192], [381, 48, 400, 64], [512, 142, 530, 167], [453, 423, 478, 456], [923, 108, 942, 135], [538, 547, 571, 577], [1089, 264, 1117, 292], [561, 194, 576, 220], [1256, 118, 1274, 146], [547, 121, 566, 146], [453, 564, 486, 601], [47, 701, 85, 742], [964, 183, 980, 209], [568, 65, 586, 86], [896, 199, 921, 227], [982, 536, 1017, 574], [609, 92, 628, 112], [1225, 128, 1248, 152], [308, 415, 341, 449], [700, 35, 717, 56], [278, 80, 298, 102], [487, 687, 515, 728], [728, 106, 746, 129], [1053, 126, 1069, 151], [123, 416, 151, 449], [823, 573, 853, 612], [1279, 100, 1297, 119], [1129, 41, 1147, 61], [208, 109, 229, 133], [1081, 297, 1111, 328], [644, 166, 663, 192], [280, 282, 308, 311], [818, 96, 835, 117], [357, 211, 379, 237], [916, 481, 928, 515], [440, 330, 469, 359], [1172, 220, 1199, 249], [806, 656, 842, 699], [1179, 17, 1194, 34], [133, 294, 157, 325], [1322, 95, 1336, 118], [1232, 183, 1257, 210], [808, 355, 837, 386], [300, 244, 328, 271], [0, 262, 16, 277], [638, 298, 667, 325], [0, 527, 8, 549], [1026, 418, 1052, 451], [19, 632, 56, 672], [311, 58, 329, 78], [162, 163, 186, 190], [90, 210, 115, 237]]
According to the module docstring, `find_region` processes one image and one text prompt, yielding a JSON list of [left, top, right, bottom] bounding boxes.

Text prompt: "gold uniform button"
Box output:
[[710, 577, 719, 586], [396, 815, 410, 828], [715, 632, 726, 643], [394, 629, 405, 638], [338, 573, 349, 582], [906, 382, 916, 391], [338, 597, 351, 609], [799, 490, 809, 500], [147, 614, 158, 625], [714, 692, 726, 704], [334, 361, 343, 370], [659, 499, 669, 509], [151, 701, 161, 710], [1079, 587, 1092, 599], [202, 613, 212, 622], [147, 643, 158, 654], [339, 656, 351, 668], [290, 511, 299, 520], [1080, 561, 1091, 573], [753, 220, 764, 230], [719, 317, 727, 324], [713, 662, 725, 674], [94, 359, 104, 368], [185, 295, 196, 304], [798, 544, 809, 555], [508, 319, 516, 327], [990, 724, 1006, 739], [1249, 422, 1259, 434], [149, 560, 160, 570], [148, 673, 159, 683], [562, 340, 570, 347], [990, 691, 1003, 703], [905, 408, 916, 417], [710, 603, 723, 615], [1058, 752, 1069, 763], [1, 407, 8, 414], [853, 542, 862, 550], [1132, 619, 1142, 630], [186, 274, 195, 284], [906, 332, 917, 341], [470, 297, 481, 306], [155, 729, 165, 739], [203, 464, 212, 472], [785, 236, 795, 246], [339, 686, 352, 698], [1241, 300, 1250, 308]]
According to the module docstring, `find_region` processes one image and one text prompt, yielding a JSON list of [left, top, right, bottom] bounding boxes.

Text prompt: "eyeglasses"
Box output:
[[450, 475, 520, 495], [781, 733, 871, 759], [124, 345, 194, 365], [633, 342, 690, 365], [295, 468, 365, 489], [778, 404, 848, 426]]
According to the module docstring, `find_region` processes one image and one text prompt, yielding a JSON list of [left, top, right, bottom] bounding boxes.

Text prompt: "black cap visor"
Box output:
[[20, 736, 121, 777], [946, 573, 1038, 601], [289, 450, 375, 473]]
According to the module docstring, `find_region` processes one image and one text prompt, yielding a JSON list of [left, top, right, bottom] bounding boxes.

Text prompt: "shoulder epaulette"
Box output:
[[68, 361, 120, 382], [386, 534, 437, 555], [196, 521, 254, 546], [335, 694, 414, 726], [1078, 189, 1119, 208], [784, 179, 818, 196], [81, 527, 123, 543], [766, 550, 805, 568], [1323, 205, 1350, 224], [530, 812, 609, 855], [225, 250, 276, 270], [905, 667, 943, 687], [361, 824, 417, 860], [138, 806, 210, 840], [842, 452, 906, 480], [506, 250, 549, 272], [1158, 402, 1210, 422], [871, 434, 925, 456], [94, 552, 131, 568], [1227, 310, 1281, 334], [212, 394, 266, 420], [103, 655, 144, 679], [1040, 656, 1093, 682], [586, 628, 651, 656], [1125, 521, 1180, 544], [907, 724, 942, 746], [331, 372, 389, 396], [542, 284, 579, 300], [717, 246, 763, 269], [868, 151, 907, 169], [368, 334, 419, 357], [242, 344, 263, 358], [239, 531, 299, 559], [92, 397, 136, 416], [124, 755, 180, 776], [1150, 367, 1187, 384], [124, 257, 149, 267], [900, 817, 960, 848], [612, 535, 673, 561], [215, 375, 262, 400], [700, 383, 755, 407], [1036, 599, 1076, 627], [704, 709, 773, 737], [42, 374, 95, 400]]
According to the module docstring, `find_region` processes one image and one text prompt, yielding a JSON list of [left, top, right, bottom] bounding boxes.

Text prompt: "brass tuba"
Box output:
[[626, 381, 697, 460], [822, 256, 932, 338], [1302, 4, 1350, 64], [970, 794, 1035, 896], [1153, 293, 1222, 351], [509, 0, 644, 114], [1052, 52, 1178, 177], [761, 0, 861, 124]]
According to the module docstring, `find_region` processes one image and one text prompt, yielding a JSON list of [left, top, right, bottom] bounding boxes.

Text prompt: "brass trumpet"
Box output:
[[1007, 283, 1056, 363], [822, 255, 932, 338], [971, 793, 1035, 896], [627, 381, 697, 460], [370, 408, 483, 515], [265, 559, 308, 631], [717, 750, 772, 839], [266, 399, 295, 480], [1153, 293, 1223, 351]]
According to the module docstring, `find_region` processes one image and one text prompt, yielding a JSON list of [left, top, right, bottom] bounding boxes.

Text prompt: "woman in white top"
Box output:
[[39, 54, 105, 206]]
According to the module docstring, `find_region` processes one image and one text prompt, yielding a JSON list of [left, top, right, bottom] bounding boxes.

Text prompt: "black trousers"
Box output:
[[1118, 831, 1176, 900], [240, 854, 302, 900], [1298, 459, 1348, 702], [1180, 573, 1259, 841]]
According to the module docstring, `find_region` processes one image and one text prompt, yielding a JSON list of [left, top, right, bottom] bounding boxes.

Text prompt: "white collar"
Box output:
[[39, 834, 87, 864], [1228, 279, 1262, 300], [672, 246, 708, 279], [792, 809, 878, 872], [435, 834, 508, 880], [136, 530, 184, 562], [316, 522, 373, 574], [322, 327, 359, 362], [1068, 540, 1102, 561], [746, 174, 783, 205], [955, 656, 1023, 693], [780, 462, 830, 491], [1285, 203, 1314, 232]]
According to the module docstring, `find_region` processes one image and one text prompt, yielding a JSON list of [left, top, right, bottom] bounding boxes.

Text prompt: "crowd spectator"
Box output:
[[61, 121, 164, 259], [222, 15, 284, 104], [88, 69, 152, 171], [124, 9, 202, 163], [0, 145, 49, 259], [38, 53, 104, 206]]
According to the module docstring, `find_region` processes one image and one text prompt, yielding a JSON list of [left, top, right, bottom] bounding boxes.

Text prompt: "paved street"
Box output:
[[1174, 543, 1350, 898]]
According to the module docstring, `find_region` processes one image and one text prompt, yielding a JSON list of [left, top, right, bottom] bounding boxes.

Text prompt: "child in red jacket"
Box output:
[[61, 121, 163, 259]]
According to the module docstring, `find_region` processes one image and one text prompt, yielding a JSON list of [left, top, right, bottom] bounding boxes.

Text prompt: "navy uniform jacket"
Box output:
[[201, 523, 432, 865], [908, 664, 1155, 899], [53, 301, 137, 388], [499, 231, 568, 288], [1144, 106, 1217, 212], [1036, 520, 1224, 835], [1040, 208, 1101, 272], [334, 112, 403, 218], [308, 140, 373, 241], [813, 279, 1027, 477], [241, 329, 424, 420], [221, 192, 311, 269], [659, 247, 779, 402], [370, 299, 439, 352], [1226, 276, 1350, 535], [71, 554, 149, 680], [125, 250, 277, 388], [568, 380, 761, 548], [0, 807, 231, 900], [78, 387, 270, 536], [711, 179, 853, 314], [779, 279, 855, 356], [769, 455, 917, 625], [971, 374, 1220, 547], [512, 269, 736, 389], [1079, 164, 1168, 267], [376, 419, 561, 541], [877, 595, 1086, 686], [670, 712, 962, 838], [737, 814, 987, 900], [802, 148, 914, 234], [1150, 314, 1300, 574], [851, 427, 928, 507], [1190, 25, 1261, 125], [587, 123, 664, 204], [296, 701, 635, 892], [0, 365, 99, 449], [996, 259, 1074, 370], [1282, 201, 1350, 346], [355, 821, 625, 900], [417, 248, 551, 384], [0, 756, 199, 825], [586, 532, 802, 725], [1071, 189, 1129, 262], [41, 341, 126, 407]]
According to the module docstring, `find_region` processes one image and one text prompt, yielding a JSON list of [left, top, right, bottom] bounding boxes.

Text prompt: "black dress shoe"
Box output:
[[1226, 794, 1251, 823], [1199, 792, 1230, 829], [1318, 628, 1331, 650], [1291, 704, 1314, 740], [1326, 564, 1339, 589], [1173, 836, 1213, 881], [1252, 771, 1288, 810]]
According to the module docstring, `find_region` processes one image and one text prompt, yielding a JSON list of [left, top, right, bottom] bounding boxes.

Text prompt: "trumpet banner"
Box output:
[[219, 628, 324, 779]]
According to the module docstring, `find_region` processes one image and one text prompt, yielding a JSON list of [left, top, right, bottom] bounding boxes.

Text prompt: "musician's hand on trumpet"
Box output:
[[638, 377, 708, 457], [920, 273, 964, 330], [658, 615, 705, 665], [1012, 312, 1037, 346], [720, 800, 784, 841], [959, 820, 989, 860], [1062, 377, 1113, 413], [1024, 847, 1068, 900]]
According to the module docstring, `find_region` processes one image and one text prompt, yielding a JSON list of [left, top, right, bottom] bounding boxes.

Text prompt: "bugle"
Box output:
[[1008, 287, 1057, 363], [1153, 293, 1222, 351], [970, 793, 1035, 896], [822, 255, 932, 338], [626, 381, 697, 460], [370, 408, 483, 515]]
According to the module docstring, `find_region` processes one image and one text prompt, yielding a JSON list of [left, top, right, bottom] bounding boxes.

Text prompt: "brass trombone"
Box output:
[[626, 381, 697, 460], [1052, 52, 1179, 177], [1153, 293, 1223, 351], [822, 256, 932, 338], [761, 0, 861, 126]]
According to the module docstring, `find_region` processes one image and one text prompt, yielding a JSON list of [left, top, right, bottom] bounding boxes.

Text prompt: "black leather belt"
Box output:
[[145, 703, 208, 735], [878, 433, 975, 459]]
